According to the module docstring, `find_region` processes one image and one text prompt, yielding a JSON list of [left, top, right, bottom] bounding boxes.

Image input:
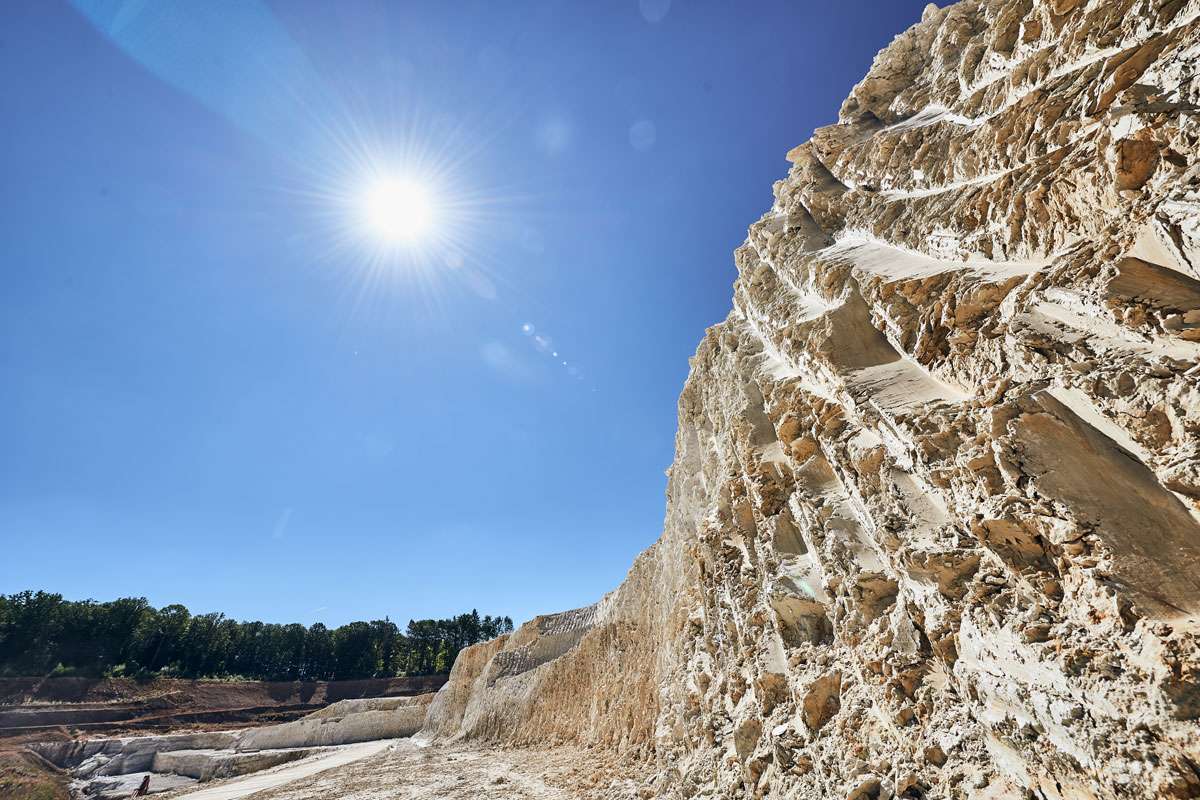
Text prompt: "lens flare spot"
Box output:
[[363, 177, 434, 244]]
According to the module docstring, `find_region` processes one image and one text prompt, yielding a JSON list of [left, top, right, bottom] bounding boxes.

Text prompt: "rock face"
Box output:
[[33, 694, 435, 797], [426, 1, 1200, 797], [237, 694, 432, 751]]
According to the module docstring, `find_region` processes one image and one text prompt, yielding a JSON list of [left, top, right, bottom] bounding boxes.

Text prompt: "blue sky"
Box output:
[[0, 0, 931, 627]]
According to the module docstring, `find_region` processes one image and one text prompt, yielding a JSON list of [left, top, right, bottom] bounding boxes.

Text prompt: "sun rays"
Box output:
[[278, 104, 523, 326]]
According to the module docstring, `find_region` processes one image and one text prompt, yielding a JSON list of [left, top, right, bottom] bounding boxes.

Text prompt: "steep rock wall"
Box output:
[[425, 1, 1200, 798]]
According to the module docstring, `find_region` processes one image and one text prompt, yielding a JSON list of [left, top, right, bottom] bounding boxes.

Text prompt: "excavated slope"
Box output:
[[425, 1, 1200, 797]]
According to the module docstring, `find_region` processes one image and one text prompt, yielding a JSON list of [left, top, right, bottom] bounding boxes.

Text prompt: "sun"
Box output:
[[362, 177, 435, 244]]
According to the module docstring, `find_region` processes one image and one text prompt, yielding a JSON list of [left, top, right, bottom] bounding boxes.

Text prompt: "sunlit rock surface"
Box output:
[[32, 695, 435, 797], [426, 1, 1200, 797]]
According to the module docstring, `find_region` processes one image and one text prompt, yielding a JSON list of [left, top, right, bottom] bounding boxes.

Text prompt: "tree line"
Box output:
[[0, 591, 514, 680]]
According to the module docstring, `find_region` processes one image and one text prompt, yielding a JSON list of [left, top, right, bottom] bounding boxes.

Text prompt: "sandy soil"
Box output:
[[165, 739, 649, 800], [159, 740, 393, 800]]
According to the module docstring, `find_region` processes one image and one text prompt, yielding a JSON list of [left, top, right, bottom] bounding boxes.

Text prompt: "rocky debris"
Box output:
[[76, 771, 196, 799], [422, 1, 1200, 798], [31, 693, 436, 798], [33, 732, 242, 779]]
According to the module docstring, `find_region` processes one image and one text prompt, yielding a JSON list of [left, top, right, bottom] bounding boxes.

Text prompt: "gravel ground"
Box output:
[[195, 739, 649, 800]]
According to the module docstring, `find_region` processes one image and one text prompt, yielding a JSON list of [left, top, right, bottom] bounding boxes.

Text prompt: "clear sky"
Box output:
[[1, 0, 932, 627]]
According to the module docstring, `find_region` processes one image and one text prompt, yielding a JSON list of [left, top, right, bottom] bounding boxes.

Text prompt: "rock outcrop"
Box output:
[[425, 1, 1200, 798], [237, 694, 431, 751], [33, 694, 435, 797]]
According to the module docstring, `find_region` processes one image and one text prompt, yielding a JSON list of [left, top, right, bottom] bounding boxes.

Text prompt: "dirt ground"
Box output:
[[0, 750, 69, 800], [171, 739, 651, 800], [0, 676, 445, 709]]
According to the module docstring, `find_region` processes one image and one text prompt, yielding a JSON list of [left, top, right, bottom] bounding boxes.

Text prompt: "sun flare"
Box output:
[[362, 177, 435, 244], [307, 131, 497, 290]]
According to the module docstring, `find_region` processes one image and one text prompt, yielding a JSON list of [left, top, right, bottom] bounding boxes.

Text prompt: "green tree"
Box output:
[[0, 591, 65, 675], [0, 592, 511, 680], [179, 613, 231, 678], [98, 597, 152, 671], [333, 622, 378, 679], [302, 623, 336, 680]]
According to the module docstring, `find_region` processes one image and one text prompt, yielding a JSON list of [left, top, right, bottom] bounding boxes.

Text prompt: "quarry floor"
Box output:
[[160, 739, 646, 800]]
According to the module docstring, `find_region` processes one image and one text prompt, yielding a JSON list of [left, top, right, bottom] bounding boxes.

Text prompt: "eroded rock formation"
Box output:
[[426, 1, 1200, 797]]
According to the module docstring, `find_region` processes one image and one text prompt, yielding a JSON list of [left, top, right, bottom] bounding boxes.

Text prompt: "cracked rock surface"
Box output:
[[425, 2, 1200, 798]]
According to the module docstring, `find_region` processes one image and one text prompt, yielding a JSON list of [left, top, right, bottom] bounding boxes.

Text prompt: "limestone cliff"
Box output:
[[424, 1, 1200, 797]]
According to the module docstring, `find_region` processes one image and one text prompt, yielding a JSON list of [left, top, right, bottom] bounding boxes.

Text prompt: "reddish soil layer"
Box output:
[[0, 676, 446, 744]]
